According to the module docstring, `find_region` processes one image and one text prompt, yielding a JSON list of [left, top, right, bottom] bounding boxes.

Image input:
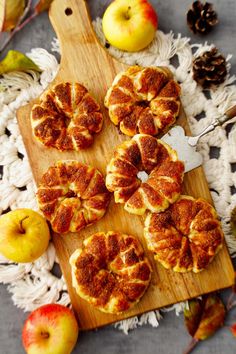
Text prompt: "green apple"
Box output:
[[102, 0, 158, 52], [0, 208, 50, 263], [22, 304, 79, 354]]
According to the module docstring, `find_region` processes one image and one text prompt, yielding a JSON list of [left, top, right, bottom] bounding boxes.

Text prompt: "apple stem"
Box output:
[[125, 6, 131, 20], [19, 216, 29, 234], [40, 331, 50, 339]]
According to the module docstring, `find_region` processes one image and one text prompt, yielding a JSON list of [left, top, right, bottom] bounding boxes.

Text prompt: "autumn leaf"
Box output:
[[195, 295, 225, 340], [0, 0, 51, 53], [184, 299, 202, 337], [233, 272, 236, 294], [34, 0, 54, 14], [184, 294, 226, 340], [0, 0, 5, 31], [0, 50, 41, 74], [1, 0, 26, 32], [230, 323, 236, 337]]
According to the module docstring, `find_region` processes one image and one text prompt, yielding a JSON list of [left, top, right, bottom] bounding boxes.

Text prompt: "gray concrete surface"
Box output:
[[0, 1, 236, 353]]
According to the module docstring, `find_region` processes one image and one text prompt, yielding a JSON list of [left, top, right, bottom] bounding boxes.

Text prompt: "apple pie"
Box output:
[[31, 82, 103, 151], [106, 134, 184, 215], [70, 231, 152, 314], [37, 161, 110, 233], [144, 195, 224, 273], [104, 65, 181, 136]]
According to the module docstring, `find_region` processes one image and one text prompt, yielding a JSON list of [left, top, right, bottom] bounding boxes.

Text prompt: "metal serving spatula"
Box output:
[[162, 105, 236, 172]]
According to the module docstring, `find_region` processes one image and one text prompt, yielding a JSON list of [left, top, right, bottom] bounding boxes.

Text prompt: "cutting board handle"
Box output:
[[49, 0, 104, 71]]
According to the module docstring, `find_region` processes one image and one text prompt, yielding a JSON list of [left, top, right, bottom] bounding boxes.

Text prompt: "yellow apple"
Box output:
[[0, 208, 50, 263], [22, 304, 79, 354], [102, 0, 158, 52]]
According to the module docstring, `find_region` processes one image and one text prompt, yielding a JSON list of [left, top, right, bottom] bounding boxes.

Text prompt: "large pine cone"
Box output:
[[187, 1, 218, 34], [193, 48, 227, 88], [70, 231, 152, 313]]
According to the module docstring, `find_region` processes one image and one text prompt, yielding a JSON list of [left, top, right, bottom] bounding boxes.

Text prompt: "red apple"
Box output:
[[102, 0, 158, 52], [22, 304, 79, 354]]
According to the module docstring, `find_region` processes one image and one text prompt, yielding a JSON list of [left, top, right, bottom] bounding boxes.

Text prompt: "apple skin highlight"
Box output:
[[22, 304, 79, 354], [102, 0, 158, 52]]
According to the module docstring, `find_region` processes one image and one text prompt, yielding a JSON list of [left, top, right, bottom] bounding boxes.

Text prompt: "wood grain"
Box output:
[[16, 0, 234, 330]]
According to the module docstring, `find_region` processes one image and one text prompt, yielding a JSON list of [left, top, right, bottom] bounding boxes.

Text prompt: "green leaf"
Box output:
[[35, 0, 54, 14], [0, 50, 41, 74], [231, 206, 236, 238], [184, 294, 226, 341]]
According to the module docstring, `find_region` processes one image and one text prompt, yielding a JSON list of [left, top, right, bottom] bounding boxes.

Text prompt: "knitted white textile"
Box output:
[[0, 18, 236, 333]]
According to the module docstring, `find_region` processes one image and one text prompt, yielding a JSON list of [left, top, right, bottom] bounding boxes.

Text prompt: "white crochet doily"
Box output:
[[0, 18, 236, 333]]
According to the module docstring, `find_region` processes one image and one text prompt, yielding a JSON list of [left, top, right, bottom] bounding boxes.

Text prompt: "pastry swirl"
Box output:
[[104, 66, 181, 136], [31, 82, 103, 151], [144, 195, 224, 273], [70, 231, 152, 313], [106, 134, 184, 215], [37, 160, 110, 233]]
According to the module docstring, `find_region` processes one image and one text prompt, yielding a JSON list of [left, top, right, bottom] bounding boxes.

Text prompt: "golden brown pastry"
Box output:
[[31, 82, 103, 151], [70, 231, 152, 314], [144, 195, 224, 273], [106, 134, 184, 215], [37, 161, 110, 233], [104, 66, 181, 136]]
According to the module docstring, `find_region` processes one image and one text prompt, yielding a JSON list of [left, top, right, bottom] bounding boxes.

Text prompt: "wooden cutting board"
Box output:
[[16, 0, 234, 330]]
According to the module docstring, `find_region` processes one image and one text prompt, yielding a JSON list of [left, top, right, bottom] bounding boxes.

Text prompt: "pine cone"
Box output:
[[193, 48, 227, 88], [187, 1, 218, 34]]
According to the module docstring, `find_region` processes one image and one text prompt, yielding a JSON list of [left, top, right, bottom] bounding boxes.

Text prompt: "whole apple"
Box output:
[[22, 304, 79, 354], [0, 208, 50, 263], [102, 0, 158, 52]]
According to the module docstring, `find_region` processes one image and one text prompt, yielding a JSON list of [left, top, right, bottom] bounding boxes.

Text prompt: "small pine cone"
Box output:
[[187, 1, 218, 34], [193, 48, 227, 88]]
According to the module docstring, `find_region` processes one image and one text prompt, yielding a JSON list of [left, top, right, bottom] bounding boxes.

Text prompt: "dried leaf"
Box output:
[[231, 206, 236, 238], [195, 295, 225, 340], [184, 294, 226, 341], [1, 0, 26, 32], [34, 0, 53, 14], [0, 0, 5, 31], [184, 299, 202, 337], [234, 272, 236, 293], [0, 50, 41, 74], [230, 323, 236, 337]]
